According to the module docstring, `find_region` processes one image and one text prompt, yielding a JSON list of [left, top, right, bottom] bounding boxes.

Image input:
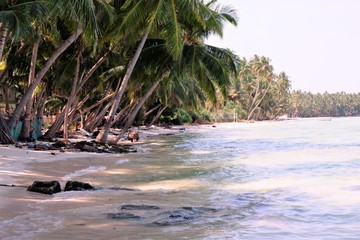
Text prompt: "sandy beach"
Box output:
[[0, 125, 212, 239]]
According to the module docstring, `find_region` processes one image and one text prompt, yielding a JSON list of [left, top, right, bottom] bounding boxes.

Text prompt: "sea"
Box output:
[[1, 117, 360, 239]]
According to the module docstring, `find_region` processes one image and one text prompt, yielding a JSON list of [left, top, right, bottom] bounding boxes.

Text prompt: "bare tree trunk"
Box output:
[[9, 26, 83, 130], [96, 29, 150, 143], [110, 77, 163, 144], [82, 92, 115, 114], [22, 41, 39, 139], [0, 26, 8, 62], [44, 93, 89, 139], [143, 104, 161, 120], [4, 84, 10, 114], [43, 49, 111, 138], [84, 101, 112, 132], [149, 105, 167, 126], [111, 104, 131, 126], [63, 49, 82, 143]]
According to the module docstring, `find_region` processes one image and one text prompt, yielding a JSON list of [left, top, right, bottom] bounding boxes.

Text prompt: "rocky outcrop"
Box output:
[[27, 181, 61, 195], [64, 181, 94, 191], [27, 180, 96, 194]]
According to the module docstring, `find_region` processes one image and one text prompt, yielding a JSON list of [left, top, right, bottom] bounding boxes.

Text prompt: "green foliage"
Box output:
[[160, 108, 193, 125]]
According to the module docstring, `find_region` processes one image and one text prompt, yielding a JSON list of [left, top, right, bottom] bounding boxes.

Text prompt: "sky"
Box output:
[[206, 0, 360, 93]]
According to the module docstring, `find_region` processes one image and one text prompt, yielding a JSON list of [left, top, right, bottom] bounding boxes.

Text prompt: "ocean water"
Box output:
[[1, 117, 360, 239]]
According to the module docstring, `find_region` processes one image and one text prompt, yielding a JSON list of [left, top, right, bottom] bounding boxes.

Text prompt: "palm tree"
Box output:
[[96, 0, 208, 143], [8, 0, 114, 132], [108, 0, 239, 143], [247, 55, 273, 120]]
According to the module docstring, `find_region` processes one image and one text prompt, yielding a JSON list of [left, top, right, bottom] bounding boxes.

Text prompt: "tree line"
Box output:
[[210, 56, 359, 122]]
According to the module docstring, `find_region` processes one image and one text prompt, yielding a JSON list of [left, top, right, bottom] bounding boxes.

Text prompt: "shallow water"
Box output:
[[1, 117, 360, 239]]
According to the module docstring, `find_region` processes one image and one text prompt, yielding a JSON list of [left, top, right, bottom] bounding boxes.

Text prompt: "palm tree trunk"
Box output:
[[110, 104, 131, 126], [82, 92, 115, 114], [247, 78, 260, 116], [149, 105, 167, 126], [43, 50, 111, 138], [143, 104, 161, 119], [84, 101, 112, 132], [109, 76, 163, 144], [22, 41, 39, 139], [0, 26, 8, 62], [9, 26, 83, 131], [247, 81, 272, 120], [64, 49, 82, 143], [96, 29, 150, 143], [3, 84, 10, 114]]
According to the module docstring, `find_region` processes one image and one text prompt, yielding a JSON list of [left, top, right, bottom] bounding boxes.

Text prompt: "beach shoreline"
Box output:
[[0, 122, 256, 239]]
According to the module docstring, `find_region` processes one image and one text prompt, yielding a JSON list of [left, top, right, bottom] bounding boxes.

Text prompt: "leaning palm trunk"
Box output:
[[0, 26, 8, 62], [96, 29, 150, 143], [9, 26, 83, 131], [22, 41, 39, 139], [143, 104, 161, 120], [44, 50, 110, 138], [63, 49, 82, 143], [149, 105, 167, 126], [84, 101, 113, 132], [109, 76, 163, 144], [247, 81, 272, 120], [247, 78, 261, 117]]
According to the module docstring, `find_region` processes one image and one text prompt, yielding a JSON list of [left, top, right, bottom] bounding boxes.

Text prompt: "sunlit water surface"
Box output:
[[2, 117, 360, 239]]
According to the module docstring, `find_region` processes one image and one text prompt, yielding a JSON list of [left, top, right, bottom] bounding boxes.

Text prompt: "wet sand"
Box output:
[[0, 125, 210, 239]]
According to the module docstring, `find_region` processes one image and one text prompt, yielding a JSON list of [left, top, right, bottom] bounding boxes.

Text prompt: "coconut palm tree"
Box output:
[[108, 0, 239, 143], [96, 0, 209, 143], [8, 0, 114, 131]]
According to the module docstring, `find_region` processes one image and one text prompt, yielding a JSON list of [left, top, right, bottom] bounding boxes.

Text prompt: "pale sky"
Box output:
[[206, 0, 360, 93]]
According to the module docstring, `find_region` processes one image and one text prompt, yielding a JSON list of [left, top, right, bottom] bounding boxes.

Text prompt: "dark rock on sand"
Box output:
[[120, 204, 160, 210], [27, 181, 61, 195], [106, 213, 144, 221], [153, 209, 199, 226], [52, 140, 67, 148], [64, 181, 94, 191], [153, 206, 220, 226]]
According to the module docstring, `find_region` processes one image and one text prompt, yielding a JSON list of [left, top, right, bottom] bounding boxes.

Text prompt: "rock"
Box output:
[[52, 140, 67, 148], [152, 207, 219, 226], [64, 181, 94, 191], [34, 143, 51, 151], [81, 144, 99, 152], [106, 213, 143, 221], [27, 181, 61, 195], [120, 204, 160, 210], [153, 208, 199, 226], [127, 131, 139, 142]]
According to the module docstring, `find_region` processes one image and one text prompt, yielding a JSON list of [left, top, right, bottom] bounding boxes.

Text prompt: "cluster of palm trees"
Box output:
[[216, 55, 291, 121], [287, 91, 360, 118], [0, 0, 240, 143]]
